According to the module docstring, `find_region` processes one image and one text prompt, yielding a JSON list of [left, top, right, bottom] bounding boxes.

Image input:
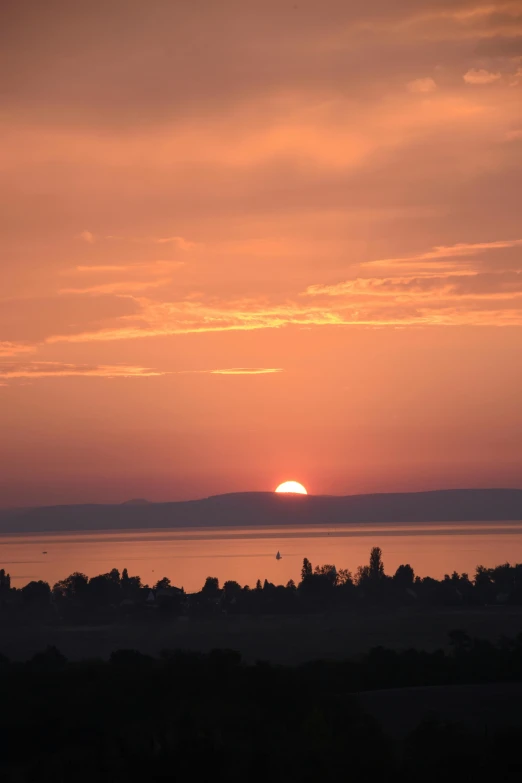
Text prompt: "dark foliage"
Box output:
[[4, 549, 522, 627], [3, 635, 522, 780]]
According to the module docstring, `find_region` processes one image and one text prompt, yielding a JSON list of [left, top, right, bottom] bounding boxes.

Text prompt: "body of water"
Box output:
[[2, 521, 522, 591]]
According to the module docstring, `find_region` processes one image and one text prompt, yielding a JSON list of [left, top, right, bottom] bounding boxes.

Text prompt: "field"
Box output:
[[2, 605, 522, 663], [361, 682, 522, 738]]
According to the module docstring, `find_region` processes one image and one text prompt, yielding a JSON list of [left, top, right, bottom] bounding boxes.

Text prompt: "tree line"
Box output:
[[2, 546, 522, 624]]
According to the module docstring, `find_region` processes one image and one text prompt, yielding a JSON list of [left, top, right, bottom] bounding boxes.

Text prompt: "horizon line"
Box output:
[[2, 486, 522, 512]]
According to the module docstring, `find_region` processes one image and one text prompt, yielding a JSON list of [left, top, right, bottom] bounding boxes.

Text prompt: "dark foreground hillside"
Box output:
[[3, 607, 522, 664], [3, 636, 522, 782]]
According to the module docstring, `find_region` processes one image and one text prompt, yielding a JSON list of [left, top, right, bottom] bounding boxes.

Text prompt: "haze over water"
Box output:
[[3, 521, 522, 592]]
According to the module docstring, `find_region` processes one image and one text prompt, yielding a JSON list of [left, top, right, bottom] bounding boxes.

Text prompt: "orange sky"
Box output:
[[1, 0, 522, 506]]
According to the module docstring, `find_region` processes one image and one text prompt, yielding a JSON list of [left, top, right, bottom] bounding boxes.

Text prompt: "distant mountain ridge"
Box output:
[[0, 489, 521, 535]]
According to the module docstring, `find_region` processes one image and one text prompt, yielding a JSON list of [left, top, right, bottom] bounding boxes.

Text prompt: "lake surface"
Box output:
[[2, 521, 522, 591]]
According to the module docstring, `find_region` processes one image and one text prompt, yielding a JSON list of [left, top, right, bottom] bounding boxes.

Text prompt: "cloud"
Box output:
[[361, 238, 522, 271], [208, 368, 283, 375], [59, 278, 172, 295], [78, 230, 95, 243], [44, 298, 349, 343], [407, 77, 437, 93], [463, 68, 502, 84], [506, 128, 522, 139], [72, 261, 184, 274], [7, 233, 522, 358], [105, 235, 196, 250], [59, 260, 185, 295], [509, 66, 522, 85], [151, 236, 197, 250], [0, 362, 166, 380], [305, 239, 522, 297], [0, 342, 36, 357], [0, 294, 141, 343], [305, 271, 522, 299], [0, 361, 282, 382], [42, 282, 522, 342], [3, 0, 522, 344]]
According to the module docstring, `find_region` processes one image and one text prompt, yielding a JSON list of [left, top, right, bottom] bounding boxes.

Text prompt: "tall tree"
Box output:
[[369, 547, 385, 580], [301, 558, 313, 581], [0, 569, 10, 593]]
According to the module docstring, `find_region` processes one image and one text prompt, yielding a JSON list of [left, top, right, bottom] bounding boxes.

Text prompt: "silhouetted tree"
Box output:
[[110, 649, 154, 669], [27, 645, 67, 672], [301, 558, 313, 581], [0, 569, 11, 605], [314, 564, 334, 575], [223, 581, 242, 601], [121, 568, 142, 599], [127, 573, 143, 599], [354, 565, 370, 586], [21, 580, 51, 608], [255, 579, 262, 591], [369, 547, 385, 580], [0, 568, 10, 591], [88, 573, 121, 607], [52, 571, 89, 602], [201, 576, 220, 597], [154, 577, 171, 591], [393, 564, 415, 588], [286, 579, 297, 591], [337, 568, 353, 586]]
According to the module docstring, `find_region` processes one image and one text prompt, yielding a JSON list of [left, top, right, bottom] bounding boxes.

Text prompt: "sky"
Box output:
[[1, 0, 522, 506]]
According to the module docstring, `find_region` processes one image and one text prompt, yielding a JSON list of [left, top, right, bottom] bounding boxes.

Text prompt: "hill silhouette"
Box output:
[[0, 488, 520, 534]]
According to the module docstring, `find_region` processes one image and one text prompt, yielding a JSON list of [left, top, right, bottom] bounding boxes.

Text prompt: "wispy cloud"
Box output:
[[407, 78, 437, 93], [45, 298, 351, 344], [60, 260, 184, 295], [464, 68, 502, 84], [151, 236, 196, 250], [362, 238, 522, 270], [0, 342, 36, 358], [175, 367, 283, 375], [59, 278, 172, 295], [305, 271, 522, 299], [42, 291, 522, 343], [6, 236, 518, 354], [305, 239, 522, 298], [72, 261, 184, 275], [0, 362, 166, 380], [105, 235, 196, 250], [78, 230, 95, 243], [208, 368, 283, 375]]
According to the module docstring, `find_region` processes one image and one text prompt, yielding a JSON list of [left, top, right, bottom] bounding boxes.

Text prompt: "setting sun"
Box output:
[[275, 481, 308, 495]]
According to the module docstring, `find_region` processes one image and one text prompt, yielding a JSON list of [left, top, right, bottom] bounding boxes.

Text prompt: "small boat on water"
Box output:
[[276, 551, 282, 560]]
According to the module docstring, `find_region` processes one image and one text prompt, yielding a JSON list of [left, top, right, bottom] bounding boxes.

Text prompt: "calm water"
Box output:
[[2, 521, 522, 591]]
